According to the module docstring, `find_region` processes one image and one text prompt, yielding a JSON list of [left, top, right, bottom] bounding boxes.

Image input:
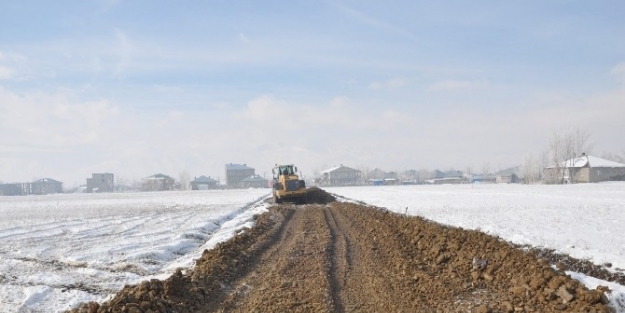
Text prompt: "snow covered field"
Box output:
[[0, 189, 271, 313], [1, 183, 624, 312], [327, 183, 625, 271]]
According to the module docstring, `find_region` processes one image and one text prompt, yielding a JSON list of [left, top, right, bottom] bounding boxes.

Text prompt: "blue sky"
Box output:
[[1, 0, 624, 186]]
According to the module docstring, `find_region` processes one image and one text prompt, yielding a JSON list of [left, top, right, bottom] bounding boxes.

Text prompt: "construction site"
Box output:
[[66, 187, 621, 313]]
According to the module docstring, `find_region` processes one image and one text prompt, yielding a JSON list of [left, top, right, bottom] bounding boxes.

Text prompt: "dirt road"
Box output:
[[69, 188, 615, 313]]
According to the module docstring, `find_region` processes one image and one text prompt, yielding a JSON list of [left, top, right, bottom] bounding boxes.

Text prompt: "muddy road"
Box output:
[[70, 188, 615, 313]]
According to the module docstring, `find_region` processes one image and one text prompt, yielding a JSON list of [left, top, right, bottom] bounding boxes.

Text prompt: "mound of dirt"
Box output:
[[68, 195, 617, 313], [531, 248, 625, 286], [305, 186, 336, 204]]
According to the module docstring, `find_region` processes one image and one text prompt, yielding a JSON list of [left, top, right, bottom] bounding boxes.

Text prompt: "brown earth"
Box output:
[[69, 188, 616, 313]]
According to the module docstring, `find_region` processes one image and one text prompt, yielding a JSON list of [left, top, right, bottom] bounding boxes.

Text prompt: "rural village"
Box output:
[[2, 151, 625, 196]]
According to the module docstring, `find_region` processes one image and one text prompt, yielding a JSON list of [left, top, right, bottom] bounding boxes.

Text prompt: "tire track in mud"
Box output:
[[322, 206, 349, 313], [217, 205, 337, 313], [215, 205, 314, 312], [69, 188, 618, 313], [329, 202, 437, 312]]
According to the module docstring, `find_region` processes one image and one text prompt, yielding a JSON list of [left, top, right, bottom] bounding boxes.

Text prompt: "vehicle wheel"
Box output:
[[298, 194, 307, 205], [273, 192, 280, 204]]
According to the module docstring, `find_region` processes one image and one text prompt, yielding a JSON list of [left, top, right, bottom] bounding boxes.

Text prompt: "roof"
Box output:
[[495, 166, 521, 176], [240, 175, 268, 183], [226, 163, 254, 170], [433, 170, 445, 178], [191, 175, 218, 183], [547, 155, 625, 169], [33, 178, 62, 184], [320, 165, 360, 174], [145, 173, 173, 179], [444, 170, 463, 178]]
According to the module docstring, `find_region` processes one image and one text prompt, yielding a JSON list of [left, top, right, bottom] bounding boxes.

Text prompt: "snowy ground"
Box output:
[[327, 182, 625, 311], [0, 189, 271, 313], [2, 184, 625, 312]]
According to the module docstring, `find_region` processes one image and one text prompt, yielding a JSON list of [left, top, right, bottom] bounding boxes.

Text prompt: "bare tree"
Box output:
[[115, 176, 130, 192], [546, 127, 594, 184], [357, 165, 371, 182], [548, 130, 563, 183], [521, 153, 540, 184], [418, 169, 433, 182], [601, 151, 625, 164], [573, 127, 593, 155], [179, 171, 190, 191], [481, 162, 490, 176]]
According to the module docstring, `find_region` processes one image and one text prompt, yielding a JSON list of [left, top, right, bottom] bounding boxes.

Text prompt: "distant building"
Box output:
[[225, 163, 255, 188], [0, 183, 25, 196], [1, 178, 63, 196], [428, 169, 469, 184], [369, 168, 387, 180], [190, 176, 219, 190], [239, 175, 269, 188], [87, 173, 114, 193], [31, 178, 63, 195], [385, 171, 398, 180], [444, 170, 464, 179], [431, 177, 462, 185], [433, 170, 446, 179], [544, 154, 625, 184], [142, 174, 175, 191], [471, 175, 496, 184], [495, 166, 521, 184], [402, 169, 419, 182], [369, 179, 385, 186], [319, 165, 361, 186], [384, 178, 399, 185]]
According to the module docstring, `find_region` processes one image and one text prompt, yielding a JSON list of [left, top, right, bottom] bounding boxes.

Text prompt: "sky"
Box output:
[[1, 0, 624, 187]]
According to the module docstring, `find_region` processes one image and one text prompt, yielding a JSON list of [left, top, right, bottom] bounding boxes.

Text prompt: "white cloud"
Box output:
[[238, 33, 251, 44], [0, 51, 27, 62], [167, 110, 184, 119], [98, 0, 122, 12], [611, 62, 625, 84], [153, 84, 183, 93], [1, 66, 622, 187], [54, 100, 119, 121], [0, 66, 15, 80], [330, 96, 351, 107], [332, 3, 418, 40], [0, 51, 28, 80], [381, 110, 409, 125], [427, 79, 490, 92], [239, 94, 289, 122], [0, 88, 120, 149], [113, 28, 133, 76], [369, 78, 408, 90]]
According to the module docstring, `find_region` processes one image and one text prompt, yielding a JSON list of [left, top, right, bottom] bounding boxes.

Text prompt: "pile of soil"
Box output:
[[305, 186, 337, 204], [68, 196, 617, 312]]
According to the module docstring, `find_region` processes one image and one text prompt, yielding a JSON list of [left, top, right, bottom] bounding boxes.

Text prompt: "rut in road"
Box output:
[[69, 197, 616, 313], [217, 204, 441, 313], [217, 205, 335, 312]]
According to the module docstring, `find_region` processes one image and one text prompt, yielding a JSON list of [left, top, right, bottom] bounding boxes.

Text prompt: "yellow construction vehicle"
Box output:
[[272, 164, 307, 204]]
